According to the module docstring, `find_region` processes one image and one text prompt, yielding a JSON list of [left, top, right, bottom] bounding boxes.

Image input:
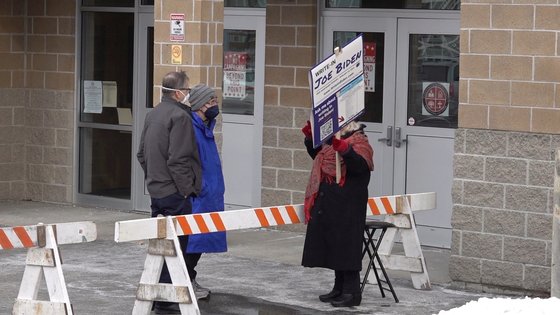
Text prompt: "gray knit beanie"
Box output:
[[189, 84, 215, 111]]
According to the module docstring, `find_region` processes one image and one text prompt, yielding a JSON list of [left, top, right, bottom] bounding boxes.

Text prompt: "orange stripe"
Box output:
[[270, 207, 285, 225], [0, 229, 14, 249], [368, 198, 380, 215], [255, 208, 270, 227], [381, 197, 394, 214], [13, 227, 33, 248], [285, 205, 300, 224], [176, 216, 193, 235], [194, 214, 210, 234], [210, 213, 226, 232]]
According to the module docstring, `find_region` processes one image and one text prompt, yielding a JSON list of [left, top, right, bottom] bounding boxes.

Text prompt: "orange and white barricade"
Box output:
[[366, 192, 436, 290], [115, 192, 435, 314], [1, 221, 97, 315]]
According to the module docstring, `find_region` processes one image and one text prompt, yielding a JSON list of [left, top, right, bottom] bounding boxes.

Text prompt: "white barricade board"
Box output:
[[115, 193, 435, 294], [3, 221, 97, 315]]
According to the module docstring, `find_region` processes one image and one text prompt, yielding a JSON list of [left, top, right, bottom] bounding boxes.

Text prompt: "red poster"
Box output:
[[223, 52, 248, 98], [364, 42, 376, 92]]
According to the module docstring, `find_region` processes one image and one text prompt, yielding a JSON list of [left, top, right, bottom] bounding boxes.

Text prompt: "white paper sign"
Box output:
[[83, 80, 102, 114], [102, 81, 117, 107]]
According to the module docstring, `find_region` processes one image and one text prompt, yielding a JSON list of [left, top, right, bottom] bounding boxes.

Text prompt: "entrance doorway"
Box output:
[[76, 3, 154, 211], [322, 12, 460, 248]]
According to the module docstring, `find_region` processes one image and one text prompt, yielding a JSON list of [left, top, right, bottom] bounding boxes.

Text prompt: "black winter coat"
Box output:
[[301, 138, 371, 271]]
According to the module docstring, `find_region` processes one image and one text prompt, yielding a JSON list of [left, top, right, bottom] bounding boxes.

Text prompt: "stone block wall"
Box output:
[[0, 1, 26, 200], [452, 1, 560, 293], [261, 0, 316, 208], [0, 0, 75, 203], [451, 129, 559, 292]]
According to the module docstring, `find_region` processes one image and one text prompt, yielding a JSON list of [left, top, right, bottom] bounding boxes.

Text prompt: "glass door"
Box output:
[[322, 17, 398, 199], [394, 19, 459, 248], [222, 8, 265, 209], [77, 4, 153, 211], [322, 12, 459, 248], [77, 11, 135, 209]]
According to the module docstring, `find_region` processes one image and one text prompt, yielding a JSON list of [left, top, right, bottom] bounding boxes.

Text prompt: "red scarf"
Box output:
[[303, 132, 373, 223]]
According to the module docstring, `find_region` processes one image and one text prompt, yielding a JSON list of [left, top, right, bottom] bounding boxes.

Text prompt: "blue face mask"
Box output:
[[204, 105, 220, 120]]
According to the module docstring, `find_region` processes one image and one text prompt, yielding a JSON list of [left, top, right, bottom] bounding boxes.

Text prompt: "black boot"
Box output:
[[330, 293, 362, 307], [319, 289, 342, 302]]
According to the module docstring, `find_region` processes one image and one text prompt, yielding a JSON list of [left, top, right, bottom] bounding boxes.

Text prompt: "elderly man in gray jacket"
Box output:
[[137, 70, 202, 314]]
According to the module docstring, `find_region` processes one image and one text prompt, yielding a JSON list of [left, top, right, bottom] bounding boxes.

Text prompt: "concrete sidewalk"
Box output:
[[0, 201, 501, 314]]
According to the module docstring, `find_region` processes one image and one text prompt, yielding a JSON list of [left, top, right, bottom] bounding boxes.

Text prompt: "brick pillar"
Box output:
[[153, 0, 223, 102], [261, 1, 317, 208]]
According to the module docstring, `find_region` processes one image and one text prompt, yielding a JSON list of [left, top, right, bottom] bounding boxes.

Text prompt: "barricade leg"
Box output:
[[132, 216, 199, 315], [12, 224, 73, 315], [375, 197, 431, 290]]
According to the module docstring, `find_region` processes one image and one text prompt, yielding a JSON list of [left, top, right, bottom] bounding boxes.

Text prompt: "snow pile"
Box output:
[[436, 297, 560, 315]]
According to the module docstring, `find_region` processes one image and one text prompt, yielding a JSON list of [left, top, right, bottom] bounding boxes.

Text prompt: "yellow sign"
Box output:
[[171, 45, 182, 64]]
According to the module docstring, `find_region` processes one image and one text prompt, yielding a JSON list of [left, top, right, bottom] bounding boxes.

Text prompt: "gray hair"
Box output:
[[161, 71, 189, 96]]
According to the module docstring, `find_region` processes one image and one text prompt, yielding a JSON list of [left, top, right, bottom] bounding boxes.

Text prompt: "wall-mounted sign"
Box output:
[[364, 42, 376, 92], [170, 13, 185, 42], [171, 45, 182, 64], [223, 51, 247, 99], [308, 35, 365, 148], [422, 82, 449, 116]]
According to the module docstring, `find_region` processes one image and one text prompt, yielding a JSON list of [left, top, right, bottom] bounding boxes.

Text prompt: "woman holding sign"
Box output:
[[301, 120, 373, 308]]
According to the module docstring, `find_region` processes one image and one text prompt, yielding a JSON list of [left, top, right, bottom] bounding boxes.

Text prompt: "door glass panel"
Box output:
[[222, 29, 256, 115], [334, 31, 385, 123], [79, 128, 131, 199], [80, 12, 134, 124], [407, 34, 459, 128], [141, 0, 154, 5], [326, 0, 460, 10], [146, 27, 154, 108], [82, 0, 134, 7]]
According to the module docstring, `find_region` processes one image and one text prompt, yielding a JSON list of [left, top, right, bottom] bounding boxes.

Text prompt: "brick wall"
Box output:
[[0, 1, 26, 200], [0, 0, 75, 203], [261, 0, 316, 210], [451, 1, 560, 293]]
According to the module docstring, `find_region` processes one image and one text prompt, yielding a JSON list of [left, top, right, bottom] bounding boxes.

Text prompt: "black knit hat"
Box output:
[[189, 84, 215, 111]]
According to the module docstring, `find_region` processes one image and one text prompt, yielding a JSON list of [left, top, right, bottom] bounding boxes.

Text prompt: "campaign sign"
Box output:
[[308, 35, 365, 148]]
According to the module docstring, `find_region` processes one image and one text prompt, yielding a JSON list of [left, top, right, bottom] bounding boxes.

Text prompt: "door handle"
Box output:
[[377, 126, 392, 146], [394, 127, 408, 148]]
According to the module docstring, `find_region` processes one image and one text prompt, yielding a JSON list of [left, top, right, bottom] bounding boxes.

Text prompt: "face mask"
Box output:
[[162, 86, 190, 106], [204, 105, 220, 120], [180, 91, 190, 106]]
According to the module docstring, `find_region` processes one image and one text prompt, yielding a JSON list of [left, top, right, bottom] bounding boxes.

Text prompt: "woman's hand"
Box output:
[[301, 120, 312, 139]]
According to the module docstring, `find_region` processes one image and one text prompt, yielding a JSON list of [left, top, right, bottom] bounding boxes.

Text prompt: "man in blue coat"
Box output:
[[185, 84, 228, 300]]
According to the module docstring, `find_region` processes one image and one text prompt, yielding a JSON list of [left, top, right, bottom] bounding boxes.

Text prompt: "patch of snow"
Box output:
[[436, 297, 560, 315]]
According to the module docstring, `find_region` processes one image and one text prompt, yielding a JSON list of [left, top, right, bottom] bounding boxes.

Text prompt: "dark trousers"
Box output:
[[185, 253, 202, 280], [150, 192, 192, 284], [334, 270, 360, 294]]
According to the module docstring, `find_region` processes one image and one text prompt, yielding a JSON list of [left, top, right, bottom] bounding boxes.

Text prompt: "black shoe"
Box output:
[[319, 289, 342, 302], [331, 293, 362, 307], [153, 302, 181, 314]]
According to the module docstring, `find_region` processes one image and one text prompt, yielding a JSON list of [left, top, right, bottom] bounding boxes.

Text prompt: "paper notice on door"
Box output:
[[102, 81, 117, 107], [83, 80, 102, 113], [364, 42, 376, 92], [117, 108, 133, 125]]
